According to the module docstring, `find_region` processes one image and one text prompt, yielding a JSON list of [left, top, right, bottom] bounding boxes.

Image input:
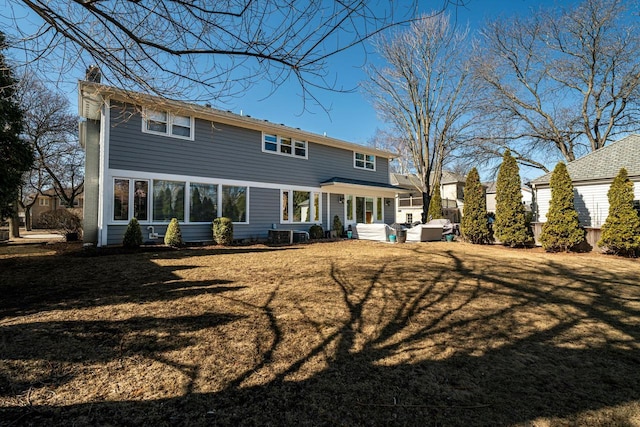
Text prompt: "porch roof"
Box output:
[[320, 177, 399, 197]]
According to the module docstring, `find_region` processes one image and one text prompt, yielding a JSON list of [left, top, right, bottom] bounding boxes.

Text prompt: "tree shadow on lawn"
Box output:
[[0, 251, 243, 318], [1, 247, 639, 426]]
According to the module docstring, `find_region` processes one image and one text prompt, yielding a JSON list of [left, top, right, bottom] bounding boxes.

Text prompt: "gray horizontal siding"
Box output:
[[106, 223, 214, 245], [106, 187, 327, 244], [108, 102, 390, 187]]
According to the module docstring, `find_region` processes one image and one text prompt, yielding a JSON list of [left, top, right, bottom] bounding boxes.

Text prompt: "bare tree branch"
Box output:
[[3, 1, 464, 107], [472, 0, 640, 170]]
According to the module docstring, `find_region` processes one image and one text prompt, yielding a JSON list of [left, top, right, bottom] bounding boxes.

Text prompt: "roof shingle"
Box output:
[[531, 134, 640, 185]]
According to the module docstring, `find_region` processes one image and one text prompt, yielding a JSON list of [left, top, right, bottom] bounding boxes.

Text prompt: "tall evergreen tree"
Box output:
[[461, 168, 490, 244], [540, 162, 584, 252], [598, 168, 640, 256], [0, 32, 33, 219], [494, 149, 532, 247], [427, 182, 443, 220]]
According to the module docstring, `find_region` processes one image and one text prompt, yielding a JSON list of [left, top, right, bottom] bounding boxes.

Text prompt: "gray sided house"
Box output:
[[78, 81, 398, 246], [530, 134, 640, 246]]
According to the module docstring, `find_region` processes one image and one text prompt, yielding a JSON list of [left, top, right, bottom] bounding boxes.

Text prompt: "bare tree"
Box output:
[[367, 128, 413, 174], [472, 0, 640, 171], [17, 75, 84, 221], [18, 168, 48, 231], [3, 1, 463, 106], [364, 14, 476, 222]]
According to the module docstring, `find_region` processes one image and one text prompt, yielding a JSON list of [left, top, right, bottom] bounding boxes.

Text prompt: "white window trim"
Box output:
[[262, 132, 308, 159], [280, 189, 322, 224], [142, 107, 195, 141], [353, 152, 376, 171]]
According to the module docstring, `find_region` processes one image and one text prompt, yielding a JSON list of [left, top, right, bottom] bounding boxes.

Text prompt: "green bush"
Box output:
[[540, 162, 584, 252], [164, 218, 184, 247], [598, 168, 640, 256], [494, 149, 532, 247], [332, 215, 343, 237], [461, 168, 490, 244], [213, 217, 234, 245], [123, 217, 143, 248], [309, 224, 324, 239], [428, 183, 443, 220]]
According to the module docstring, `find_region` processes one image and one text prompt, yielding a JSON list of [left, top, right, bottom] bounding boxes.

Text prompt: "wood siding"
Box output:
[[535, 181, 640, 227]]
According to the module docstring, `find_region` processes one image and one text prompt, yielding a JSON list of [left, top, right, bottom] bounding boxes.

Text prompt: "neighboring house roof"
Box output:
[[531, 134, 640, 186], [390, 171, 465, 190], [78, 81, 397, 160]]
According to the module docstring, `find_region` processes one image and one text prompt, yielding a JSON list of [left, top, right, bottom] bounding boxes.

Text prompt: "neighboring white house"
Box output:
[[483, 181, 533, 214], [530, 134, 640, 228], [391, 171, 465, 223]]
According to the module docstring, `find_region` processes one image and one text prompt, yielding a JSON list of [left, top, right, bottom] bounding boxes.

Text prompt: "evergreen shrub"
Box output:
[[461, 168, 490, 244], [213, 217, 234, 246], [598, 168, 640, 256], [540, 162, 584, 252], [164, 218, 184, 247], [494, 149, 532, 247], [309, 224, 324, 239], [428, 184, 443, 220], [123, 217, 143, 248]]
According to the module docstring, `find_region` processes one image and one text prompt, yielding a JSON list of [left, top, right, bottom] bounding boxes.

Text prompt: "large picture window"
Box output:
[[263, 133, 308, 159], [153, 180, 185, 221], [143, 108, 194, 140], [190, 183, 218, 222], [222, 185, 247, 222]]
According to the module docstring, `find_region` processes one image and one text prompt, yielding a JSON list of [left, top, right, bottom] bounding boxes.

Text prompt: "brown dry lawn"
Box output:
[[0, 240, 639, 426]]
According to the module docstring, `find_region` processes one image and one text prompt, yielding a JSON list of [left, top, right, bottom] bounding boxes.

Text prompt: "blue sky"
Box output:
[[219, 0, 564, 146], [1, 0, 572, 178]]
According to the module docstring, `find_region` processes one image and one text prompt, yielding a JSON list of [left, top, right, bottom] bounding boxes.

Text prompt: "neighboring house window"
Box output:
[[406, 213, 413, 223], [153, 180, 185, 221], [39, 198, 49, 206], [281, 189, 321, 223], [222, 185, 247, 222], [354, 152, 375, 170], [262, 133, 308, 159], [377, 198, 383, 221], [190, 183, 218, 222], [143, 108, 194, 140], [113, 179, 129, 221]]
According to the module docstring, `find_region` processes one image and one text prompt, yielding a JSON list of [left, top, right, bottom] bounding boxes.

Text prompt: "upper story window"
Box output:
[[142, 108, 194, 140], [354, 152, 376, 171], [263, 133, 307, 159]]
